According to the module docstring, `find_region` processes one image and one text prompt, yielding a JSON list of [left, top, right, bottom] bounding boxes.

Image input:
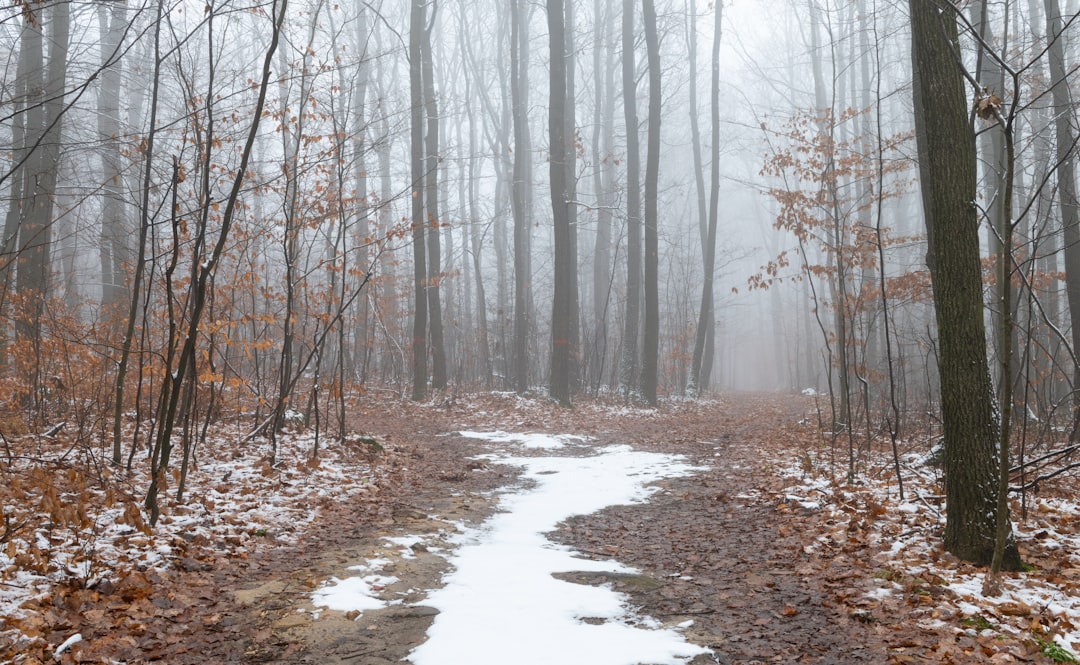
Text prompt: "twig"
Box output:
[[0, 430, 11, 467], [911, 491, 943, 517], [1010, 461, 1080, 492], [0, 579, 28, 589], [342, 647, 388, 660], [41, 422, 65, 438], [1010, 444, 1079, 474]]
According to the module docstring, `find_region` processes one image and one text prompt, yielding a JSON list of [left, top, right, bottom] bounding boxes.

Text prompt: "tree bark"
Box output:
[[422, 6, 447, 391], [0, 13, 38, 366], [98, 0, 129, 311], [1045, 0, 1080, 437], [510, 0, 531, 394], [641, 0, 661, 405], [564, 0, 580, 395], [620, 0, 642, 397], [688, 0, 722, 396], [908, 0, 1020, 568], [590, 0, 615, 393], [549, 0, 572, 406], [410, 0, 429, 401]]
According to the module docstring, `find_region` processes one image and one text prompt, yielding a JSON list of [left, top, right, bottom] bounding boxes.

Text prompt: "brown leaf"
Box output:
[[114, 571, 154, 602]]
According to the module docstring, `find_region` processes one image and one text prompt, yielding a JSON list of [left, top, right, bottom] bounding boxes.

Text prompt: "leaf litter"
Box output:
[[4, 392, 1080, 663]]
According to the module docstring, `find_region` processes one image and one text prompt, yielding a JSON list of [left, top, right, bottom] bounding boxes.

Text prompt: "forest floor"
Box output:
[[3, 391, 1080, 664]]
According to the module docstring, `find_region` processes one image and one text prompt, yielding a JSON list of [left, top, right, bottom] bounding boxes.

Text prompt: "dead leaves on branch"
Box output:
[[975, 89, 1004, 122]]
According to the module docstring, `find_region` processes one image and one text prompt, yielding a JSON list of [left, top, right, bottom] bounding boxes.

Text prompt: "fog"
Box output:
[[1, 0, 1078, 430]]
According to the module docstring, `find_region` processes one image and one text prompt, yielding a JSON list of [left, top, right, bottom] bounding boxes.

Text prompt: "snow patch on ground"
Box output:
[[775, 444, 1080, 659], [312, 568, 400, 614], [316, 431, 709, 665], [0, 428, 383, 651], [455, 430, 589, 449], [411, 442, 708, 665]]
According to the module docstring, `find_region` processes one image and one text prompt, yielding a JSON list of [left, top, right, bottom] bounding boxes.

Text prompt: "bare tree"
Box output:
[[510, 0, 531, 393], [423, 3, 447, 391], [1045, 0, 1080, 438], [640, 0, 661, 405], [549, 0, 573, 405], [688, 0, 723, 396], [410, 0, 429, 401], [620, 0, 642, 398]]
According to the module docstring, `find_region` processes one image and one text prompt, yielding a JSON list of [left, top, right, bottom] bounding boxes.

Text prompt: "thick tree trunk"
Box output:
[[908, 0, 1020, 569], [12, 0, 68, 413], [0, 15, 37, 365]]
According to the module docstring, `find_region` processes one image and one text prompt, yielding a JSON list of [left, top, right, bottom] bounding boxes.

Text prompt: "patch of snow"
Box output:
[[410, 442, 708, 665], [865, 586, 893, 600], [0, 426, 382, 646], [53, 633, 82, 660], [384, 535, 425, 559], [311, 574, 399, 613], [455, 430, 589, 449]]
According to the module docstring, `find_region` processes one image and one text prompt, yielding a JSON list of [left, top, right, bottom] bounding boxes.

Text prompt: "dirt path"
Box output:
[[36, 392, 978, 664], [555, 411, 889, 663], [222, 393, 900, 665]]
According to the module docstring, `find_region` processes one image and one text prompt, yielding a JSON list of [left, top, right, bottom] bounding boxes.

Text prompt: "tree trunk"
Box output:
[[688, 0, 722, 396], [98, 0, 129, 311], [549, 0, 572, 406], [1045, 0, 1080, 436], [510, 0, 531, 394], [112, 0, 165, 465], [641, 0, 661, 405], [410, 0, 429, 401], [908, 0, 1021, 569], [620, 0, 642, 397], [14, 0, 69, 412], [271, 0, 320, 432], [0, 14, 37, 366], [144, 0, 286, 523], [590, 0, 615, 393], [422, 7, 447, 391], [564, 0, 580, 395]]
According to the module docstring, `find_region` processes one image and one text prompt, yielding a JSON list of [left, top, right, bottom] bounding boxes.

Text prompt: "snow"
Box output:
[[406, 439, 709, 665], [52, 633, 82, 659], [455, 430, 589, 449], [778, 444, 1080, 660], [311, 571, 400, 613], [384, 535, 426, 559], [0, 428, 384, 652]]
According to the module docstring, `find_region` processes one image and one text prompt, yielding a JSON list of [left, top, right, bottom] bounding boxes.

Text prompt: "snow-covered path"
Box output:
[[316, 432, 710, 665]]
